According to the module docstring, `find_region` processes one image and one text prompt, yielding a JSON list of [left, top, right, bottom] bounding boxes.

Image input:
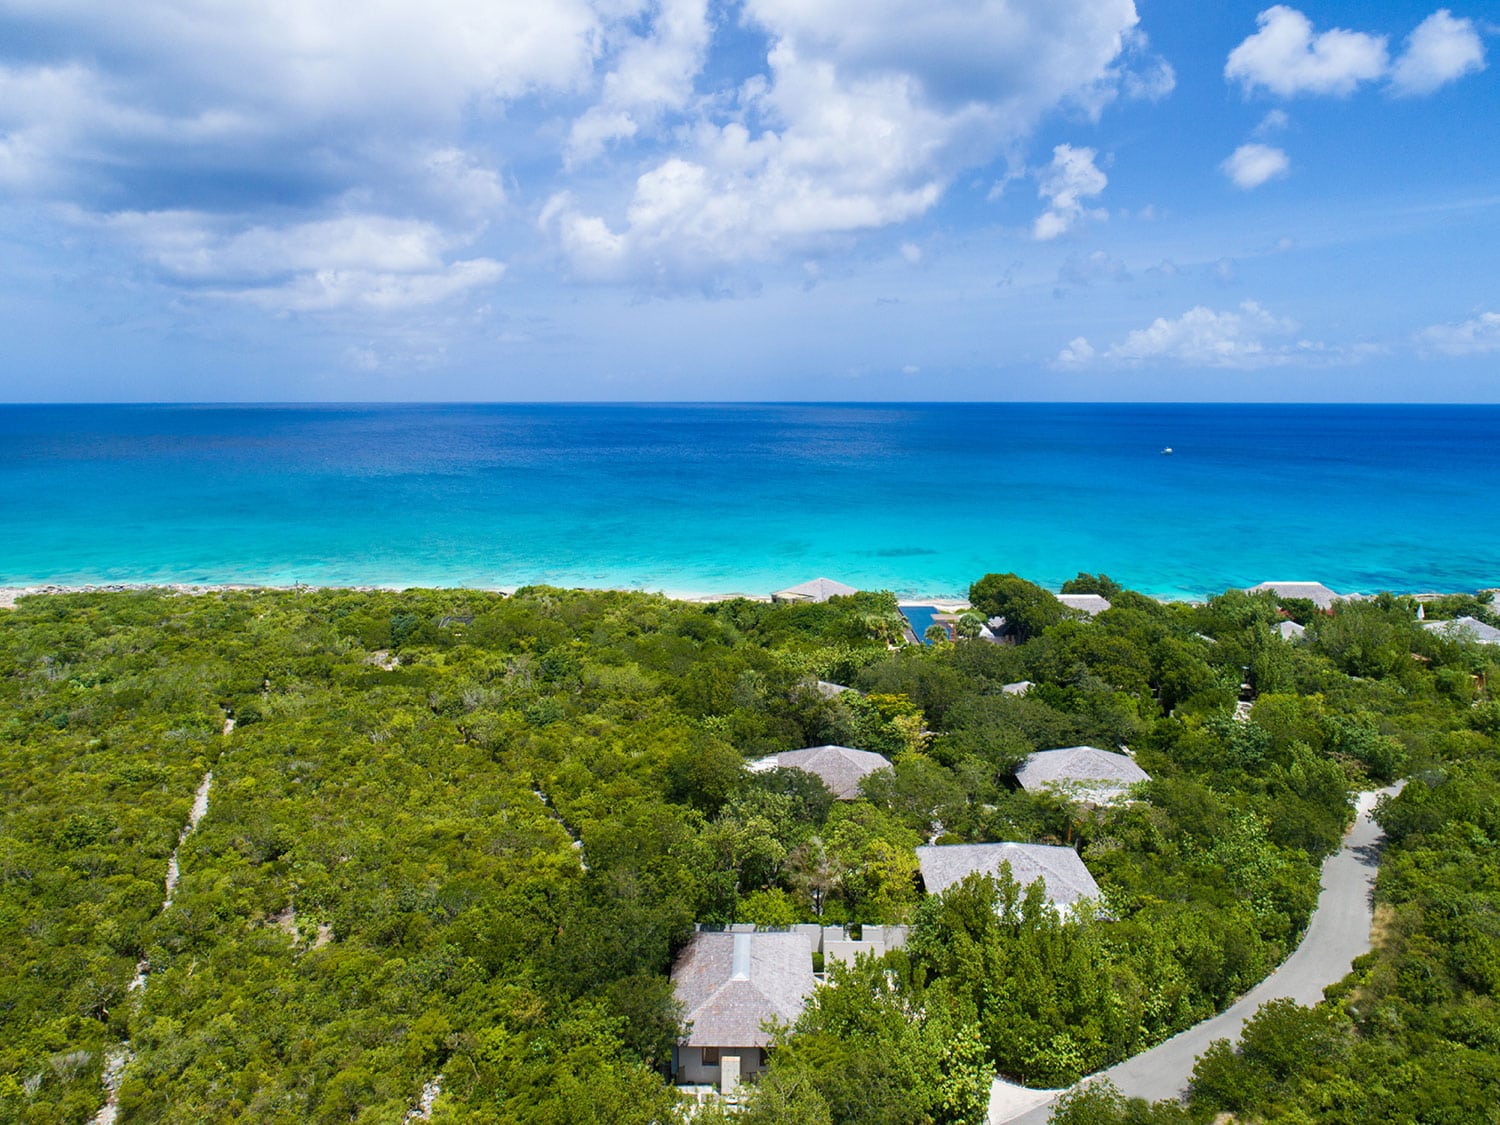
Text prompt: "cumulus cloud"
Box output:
[[1390, 10, 1487, 95], [1033, 144, 1108, 240], [0, 0, 1180, 298], [1225, 6, 1388, 97], [85, 209, 504, 312], [546, 0, 1163, 284], [1055, 301, 1342, 369], [0, 1, 619, 314], [566, 0, 713, 166], [1225, 6, 1486, 99], [1221, 142, 1290, 189], [1418, 311, 1500, 355]]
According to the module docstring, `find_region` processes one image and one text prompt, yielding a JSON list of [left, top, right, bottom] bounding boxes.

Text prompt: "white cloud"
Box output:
[[1254, 108, 1291, 135], [1225, 6, 1486, 100], [1225, 6, 1388, 97], [566, 0, 714, 166], [230, 259, 505, 313], [1221, 142, 1290, 189], [1033, 144, 1108, 240], [1418, 311, 1500, 355], [1057, 301, 1342, 369], [1056, 336, 1096, 365], [1390, 9, 1486, 96], [86, 209, 504, 312], [547, 0, 1160, 284]]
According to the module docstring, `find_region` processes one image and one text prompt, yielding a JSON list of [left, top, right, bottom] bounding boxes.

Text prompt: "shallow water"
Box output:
[[2, 402, 1496, 599]]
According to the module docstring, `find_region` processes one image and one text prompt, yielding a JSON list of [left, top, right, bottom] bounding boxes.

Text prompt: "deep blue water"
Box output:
[[1, 403, 1496, 599]]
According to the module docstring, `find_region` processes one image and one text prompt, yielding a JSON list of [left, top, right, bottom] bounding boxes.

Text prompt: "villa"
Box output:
[[747, 744, 893, 799], [914, 842, 1102, 913], [1057, 593, 1111, 616], [671, 930, 815, 1093], [1016, 746, 1150, 805], [1422, 616, 1500, 645], [1277, 619, 1307, 641], [771, 577, 859, 603], [1246, 581, 1346, 611]]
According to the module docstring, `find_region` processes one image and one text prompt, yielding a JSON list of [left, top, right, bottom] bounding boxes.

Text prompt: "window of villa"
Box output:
[[702, 1047, 720, 1066]]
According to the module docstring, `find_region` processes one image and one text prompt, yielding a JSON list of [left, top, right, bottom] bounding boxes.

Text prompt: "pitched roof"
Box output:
[[915, 842, 1101, 911], [1423, 616, 1500, 645], [1246, 581, 1344, 610], [748, 745, 893, 799], [1057, 593, 1111, 616], [1015, 746, 1150, 804], [814, 679, 854, 698], [1276, 619, 1307, 641], [771, 577, 859, 603], [1001, 680, 1034, 695], [672, 931, 815, 1047]]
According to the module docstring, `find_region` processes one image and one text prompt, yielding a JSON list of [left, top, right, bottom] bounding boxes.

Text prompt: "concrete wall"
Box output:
[[675, 1046, 767, 1087], [823, 924, 910, 968]]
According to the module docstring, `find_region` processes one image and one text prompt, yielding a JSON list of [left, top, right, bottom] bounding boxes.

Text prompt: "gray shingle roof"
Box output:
[[748, 745, 893, 799], [1057, 593, 1111, 616], [1246, 581, 1344, 610], [1276, 619, 1307, 640], [915, 842, 1101, 911], [672, 931, 815, 1047], [771, 577, 860, 603], [1016, 746, 1149, 804], [1423, 616, 1500, 645]]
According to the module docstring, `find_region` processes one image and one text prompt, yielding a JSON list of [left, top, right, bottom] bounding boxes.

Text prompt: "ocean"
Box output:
[[1, 403, 1496, 600]]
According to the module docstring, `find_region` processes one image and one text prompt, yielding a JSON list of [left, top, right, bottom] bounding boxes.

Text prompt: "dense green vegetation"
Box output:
[[0, 579, 1493, 1124]]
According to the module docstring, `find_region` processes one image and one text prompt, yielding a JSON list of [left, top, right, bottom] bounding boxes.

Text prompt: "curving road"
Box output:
[[990, 784, 1400, 1125]]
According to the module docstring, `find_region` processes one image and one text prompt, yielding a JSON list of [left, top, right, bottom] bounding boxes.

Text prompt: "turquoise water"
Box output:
[[1, 403, 1497, 599]]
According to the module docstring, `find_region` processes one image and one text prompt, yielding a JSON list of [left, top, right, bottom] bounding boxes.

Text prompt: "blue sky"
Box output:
[[1, 0, 1496, 402]]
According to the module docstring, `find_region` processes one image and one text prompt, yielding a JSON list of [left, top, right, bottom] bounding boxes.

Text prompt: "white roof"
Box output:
[[1276, 619, 1307, 640], [771, 577, 859, 603], [1246, 581, 1343, 610], [1423, 616, 1500, 645], [1056, 593, 1111, 616], [915, 842, 1101, 911], [1015, 746, 1149, 804], [1001, 680, 1034, 695], [748, 744, 893, 799]]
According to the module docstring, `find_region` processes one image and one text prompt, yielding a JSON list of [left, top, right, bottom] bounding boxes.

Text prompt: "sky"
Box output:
[[1, 0, 1497, 402]]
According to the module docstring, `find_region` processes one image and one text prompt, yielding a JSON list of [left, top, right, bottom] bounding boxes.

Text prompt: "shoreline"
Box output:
[[2, 580, 1487, 614], [0, 581, 994, 611]]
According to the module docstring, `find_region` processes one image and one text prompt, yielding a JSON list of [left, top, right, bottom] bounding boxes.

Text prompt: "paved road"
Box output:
[[991, 784, 1399, 1125]]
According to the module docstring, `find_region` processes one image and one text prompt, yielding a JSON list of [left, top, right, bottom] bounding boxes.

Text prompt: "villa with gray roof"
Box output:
[[1057, 593, 1111, 617], [671, 930, 815, 1091], [1423, 616, 1500, 646], [1016, 745, 1150, 805], [915, 842, 1102, 913], [1246, 581, 1346, 611], [770, 577, 859, 603], [747, 744, 893, 800], [1276, 619, 1307, 641]]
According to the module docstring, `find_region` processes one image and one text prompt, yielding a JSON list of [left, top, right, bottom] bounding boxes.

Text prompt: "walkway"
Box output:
[[991, 783, 1399, 1124]]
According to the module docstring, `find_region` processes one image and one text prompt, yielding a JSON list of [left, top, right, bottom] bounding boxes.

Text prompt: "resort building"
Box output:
[[1057, 593, 1112, 617], [1015, 746, 1150, 805], [671, 930, 815, 1093], [914, 842, 1102, 913], [771, 577, 859, 603], [1245, 581, 1346, 611], [1276, 620, 1307, 641], [1002, 680, 1035, 695], [1422, 616, 1500, 645], [747, 744, 893, 799]]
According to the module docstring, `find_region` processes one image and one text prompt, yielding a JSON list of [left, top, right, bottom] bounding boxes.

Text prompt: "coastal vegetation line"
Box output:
[[0, 577, 1495, 1124]]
